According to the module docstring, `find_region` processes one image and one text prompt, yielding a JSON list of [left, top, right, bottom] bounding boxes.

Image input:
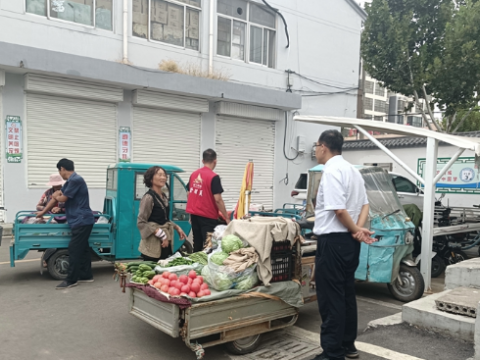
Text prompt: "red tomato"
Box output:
[[162, 271, 171, 279], [200, 283, 209, 290], [154, 282, 162, 289], [187, 278, 193, 286], [191, 283, 201, 293], [160, 284, 169, 293], [169, 273, 178, 281], [203, 289, 211, 296], [152, 275, 162, 283], [189, 291, 197, 298], [172, 288, 181, 296], [196, 276, 204, 284], [175, 282, 183, 290], [188, 270, 197, 279], [181, 285, 190, 293], [170, 280, 177, 288], [197, 291, 205, 298], [180, 292, 187, 296], [167, 287, 176, 295], [179, 275, 189, 284], [163, 279, 170, 287], [148, 280, 154, 285]]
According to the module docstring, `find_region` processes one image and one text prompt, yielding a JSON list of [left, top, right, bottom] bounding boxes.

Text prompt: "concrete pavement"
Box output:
[[0, 236, 475, 360]]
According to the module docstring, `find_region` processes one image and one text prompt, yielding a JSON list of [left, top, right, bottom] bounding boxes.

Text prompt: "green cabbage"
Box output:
[[222, 235, 243, 254], [234, 272, 258, 290], [211, 252, 229, 266], [211, 272, 234, 291]]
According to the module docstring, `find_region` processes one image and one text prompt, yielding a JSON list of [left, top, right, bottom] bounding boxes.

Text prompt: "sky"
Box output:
[[358, 0, 372, 8]]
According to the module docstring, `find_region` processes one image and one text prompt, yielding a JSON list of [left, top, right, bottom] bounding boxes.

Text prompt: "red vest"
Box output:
[[186, 167, 219, 219]]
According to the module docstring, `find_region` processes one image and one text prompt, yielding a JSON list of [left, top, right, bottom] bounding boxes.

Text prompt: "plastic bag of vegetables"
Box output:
[[206, 248, 257, 291], [221, 234, 248, 254]]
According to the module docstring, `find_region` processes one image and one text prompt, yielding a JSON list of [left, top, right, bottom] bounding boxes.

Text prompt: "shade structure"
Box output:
[[234, 162, 254, 219]]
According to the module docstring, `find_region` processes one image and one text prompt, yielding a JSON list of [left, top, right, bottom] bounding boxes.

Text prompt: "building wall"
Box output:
[[0, 0, 364, 220], [343, 146, 477, 207]]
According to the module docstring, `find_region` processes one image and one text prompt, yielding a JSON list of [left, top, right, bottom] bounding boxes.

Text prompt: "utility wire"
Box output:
[[261, 0, 290, 48], [287, 70, 357, 90]]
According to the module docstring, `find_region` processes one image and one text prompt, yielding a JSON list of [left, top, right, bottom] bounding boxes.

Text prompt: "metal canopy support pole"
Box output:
[[420, 137, 439, 291], [433, 148, 465, 184], [354, 126, 425, 185]]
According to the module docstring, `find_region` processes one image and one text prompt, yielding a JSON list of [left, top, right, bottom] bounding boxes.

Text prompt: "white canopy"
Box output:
[[295, 115, 480, 291]]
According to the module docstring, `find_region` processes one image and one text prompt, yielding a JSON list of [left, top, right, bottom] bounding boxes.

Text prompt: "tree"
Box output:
[[362, 0, 480, 133], [443, 109, 480, 132]]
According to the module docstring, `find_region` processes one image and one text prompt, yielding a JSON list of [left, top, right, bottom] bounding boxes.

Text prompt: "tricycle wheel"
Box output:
[[417, 255, 446, 278], [387, 264, 424, 303], [180, 240, 193, 254], [47, 249, 69, 280], [225, 334, 262, 355]]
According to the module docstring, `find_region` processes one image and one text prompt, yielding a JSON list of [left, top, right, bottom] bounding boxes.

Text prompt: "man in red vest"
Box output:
[[186, 149, 230, 252]]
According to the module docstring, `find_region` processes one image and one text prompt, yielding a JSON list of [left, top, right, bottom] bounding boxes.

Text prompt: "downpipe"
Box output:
[[208, 0, 214, 75], [122, 0, 129, 64]]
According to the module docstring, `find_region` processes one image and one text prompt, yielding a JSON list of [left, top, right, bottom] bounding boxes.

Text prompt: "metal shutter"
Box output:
[[26, 94, 117, 188], [0, 89, 4, 221], [132, 107, 201, 181], [215, 117, 275, 211]]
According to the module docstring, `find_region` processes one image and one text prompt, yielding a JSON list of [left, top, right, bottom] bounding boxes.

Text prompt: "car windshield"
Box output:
[[360, 167, 406, 217]]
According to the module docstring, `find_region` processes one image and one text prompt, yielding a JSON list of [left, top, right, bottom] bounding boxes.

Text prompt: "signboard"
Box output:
[[119, 126, 131, 163], [417, 157, 480, 194], [5, 116, 23, 163]]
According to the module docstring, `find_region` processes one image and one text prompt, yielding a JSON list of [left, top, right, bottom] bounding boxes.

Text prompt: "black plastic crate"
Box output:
[[270, 240, 293, 283]]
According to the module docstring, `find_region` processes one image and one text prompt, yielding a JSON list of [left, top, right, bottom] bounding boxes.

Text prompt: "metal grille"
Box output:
[[132, 107, 201, 182], [26, 94, 117, 188], [215, 116, 275, 211]]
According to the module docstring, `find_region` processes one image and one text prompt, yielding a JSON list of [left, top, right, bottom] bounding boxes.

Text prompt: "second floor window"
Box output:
[[217, 0, 276, 68], [26, 0, 113, 30], [132, 0, 201, 51]]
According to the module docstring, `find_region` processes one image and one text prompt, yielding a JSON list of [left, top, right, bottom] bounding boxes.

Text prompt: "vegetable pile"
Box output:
[[187, 251, 208, 265], [166, 257, 195, 267], [221, 235, 243, 254], [150, 270, 211, 298], [126, 262, 158, 284]]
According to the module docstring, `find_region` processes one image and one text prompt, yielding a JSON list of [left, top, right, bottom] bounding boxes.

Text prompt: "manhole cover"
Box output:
[[228, 335, 320, 360]]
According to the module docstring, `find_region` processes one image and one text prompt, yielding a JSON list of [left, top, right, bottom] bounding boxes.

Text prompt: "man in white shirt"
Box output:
[[312, 130, 376, 360]]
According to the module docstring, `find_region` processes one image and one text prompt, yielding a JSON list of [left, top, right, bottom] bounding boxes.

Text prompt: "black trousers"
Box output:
[[190, 214, 218, 252], [66, 224, 94, 283], [316, 232, 361, 360]]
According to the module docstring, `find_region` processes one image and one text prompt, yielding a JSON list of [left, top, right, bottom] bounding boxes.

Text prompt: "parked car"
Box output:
[[390, 173, 424, 210], [291, 170, 424, 210], [290, 172, 307, 205]]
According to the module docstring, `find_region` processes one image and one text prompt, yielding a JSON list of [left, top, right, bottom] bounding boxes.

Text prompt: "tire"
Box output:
[[387, 264, 425, 303], [47, 249, 70, 280], [430, 255, 447, 278], [225, 334, 262, 355], [179, 240, 193, 254], [452, 250, 468, 264]]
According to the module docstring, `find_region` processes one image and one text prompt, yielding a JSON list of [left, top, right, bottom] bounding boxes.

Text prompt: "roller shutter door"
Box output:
[[26, 94, 117, 188], [215, 117, 275, 211], [132, 107, 201, 181]]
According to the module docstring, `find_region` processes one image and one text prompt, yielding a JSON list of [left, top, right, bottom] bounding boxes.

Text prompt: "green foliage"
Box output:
[[362, 0, 480, 132]]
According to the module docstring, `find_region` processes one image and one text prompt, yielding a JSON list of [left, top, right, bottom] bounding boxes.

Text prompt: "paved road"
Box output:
[[0, 237, 474, 360]]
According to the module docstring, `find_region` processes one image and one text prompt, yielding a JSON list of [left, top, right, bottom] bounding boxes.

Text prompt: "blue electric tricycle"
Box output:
[[301, 165, 424, 302], [9, 163, 193, 280]]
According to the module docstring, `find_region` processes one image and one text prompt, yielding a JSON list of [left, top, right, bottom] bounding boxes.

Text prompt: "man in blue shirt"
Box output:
[[37, 158, 95, 289]]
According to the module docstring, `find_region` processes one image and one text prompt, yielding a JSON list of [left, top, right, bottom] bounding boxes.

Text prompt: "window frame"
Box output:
[[25, 0, 115, 31], [133, 0, 202, 52], [216, 1, 277, 69]]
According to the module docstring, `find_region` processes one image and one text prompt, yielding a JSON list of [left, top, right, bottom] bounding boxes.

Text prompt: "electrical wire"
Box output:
[[283, 112, 299, 161], [288, 70, 357, 90], [261, 0, 290, 48]]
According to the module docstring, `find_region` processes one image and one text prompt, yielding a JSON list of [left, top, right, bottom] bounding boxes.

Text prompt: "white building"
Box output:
[[0, 0, 365, 221]]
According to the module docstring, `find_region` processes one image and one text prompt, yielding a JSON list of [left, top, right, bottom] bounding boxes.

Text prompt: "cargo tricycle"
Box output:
[[9, 163, 193, 279]]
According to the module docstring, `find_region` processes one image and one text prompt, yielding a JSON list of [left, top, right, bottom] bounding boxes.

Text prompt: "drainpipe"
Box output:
[[208, 0, 214, 75], [123, 0, 128, 64]]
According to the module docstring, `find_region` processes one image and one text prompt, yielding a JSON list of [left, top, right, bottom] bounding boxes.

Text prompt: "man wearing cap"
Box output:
[[37, 158, 95, 290]]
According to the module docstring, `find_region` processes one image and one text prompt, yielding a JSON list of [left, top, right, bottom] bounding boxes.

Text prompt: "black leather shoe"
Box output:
[[312, 353, 332, 360], [344, 343, 359, 358]]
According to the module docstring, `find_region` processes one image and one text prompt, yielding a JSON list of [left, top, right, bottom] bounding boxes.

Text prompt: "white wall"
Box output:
[[343, 146, 478, 208], [0, 0, 364, 213]]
